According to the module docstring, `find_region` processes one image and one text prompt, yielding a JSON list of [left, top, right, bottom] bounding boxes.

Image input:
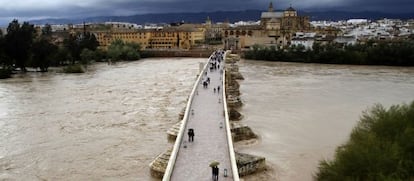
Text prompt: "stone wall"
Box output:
[[225, 53, 267, 178], [236, 152, 266, 176], [149, 147, 172, 179], [142, 50, 214, 58], [231, 122, 257, 142]]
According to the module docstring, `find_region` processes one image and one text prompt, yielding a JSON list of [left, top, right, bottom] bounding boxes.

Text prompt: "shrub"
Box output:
[[0, 69, 12, 79], [63, 64, 84, 73], [315, 102, 414, 180]]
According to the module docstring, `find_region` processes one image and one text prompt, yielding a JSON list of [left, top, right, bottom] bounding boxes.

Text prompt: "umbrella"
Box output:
[[209, 161, 220, 167]]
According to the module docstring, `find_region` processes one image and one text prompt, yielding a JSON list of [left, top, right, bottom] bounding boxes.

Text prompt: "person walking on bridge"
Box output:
[[188, 129, 194, 142], [213, 166, 219, 181]]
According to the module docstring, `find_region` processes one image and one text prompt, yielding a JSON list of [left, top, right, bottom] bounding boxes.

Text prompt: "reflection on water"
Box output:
[[237, 60, 414, 181], [0, 58, 201, 180]]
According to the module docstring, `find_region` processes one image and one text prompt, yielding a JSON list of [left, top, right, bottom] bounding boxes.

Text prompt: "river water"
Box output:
[[237, 60, 414, 181], [1, 58, 414, 181], [0, 58, 201, 180]]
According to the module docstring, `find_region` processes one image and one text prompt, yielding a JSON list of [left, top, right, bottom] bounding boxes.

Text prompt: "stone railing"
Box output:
[[222, 51, 240, 181], [162, 54, 212, 181]]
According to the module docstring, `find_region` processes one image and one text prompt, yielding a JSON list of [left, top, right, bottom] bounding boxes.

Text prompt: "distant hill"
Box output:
[[29, 10, 414, 25]]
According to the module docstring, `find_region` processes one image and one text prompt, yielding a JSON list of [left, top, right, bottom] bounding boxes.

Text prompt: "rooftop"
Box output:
[[261, 12, 284, 19]]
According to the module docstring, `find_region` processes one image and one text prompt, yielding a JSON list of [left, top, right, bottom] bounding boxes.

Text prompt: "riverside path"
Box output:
[[168, 51, 235, 181]]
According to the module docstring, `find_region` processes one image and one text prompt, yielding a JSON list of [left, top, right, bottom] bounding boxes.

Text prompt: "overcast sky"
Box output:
[[0, 0, 413, 25]]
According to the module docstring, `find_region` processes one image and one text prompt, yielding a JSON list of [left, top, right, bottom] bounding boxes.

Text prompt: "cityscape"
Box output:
[[0, 0, 414, 181], [1, 3, 412, 52]]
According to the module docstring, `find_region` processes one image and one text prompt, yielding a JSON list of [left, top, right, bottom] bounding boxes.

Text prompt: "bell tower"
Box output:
[[268, 2, 274, 12]]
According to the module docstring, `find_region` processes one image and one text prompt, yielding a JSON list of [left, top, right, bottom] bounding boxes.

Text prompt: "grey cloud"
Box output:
[[0, 0, 413, 25]]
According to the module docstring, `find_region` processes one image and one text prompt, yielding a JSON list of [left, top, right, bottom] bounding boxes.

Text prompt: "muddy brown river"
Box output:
[[237, 60, 414, 181], [1, 58, 414, 180]]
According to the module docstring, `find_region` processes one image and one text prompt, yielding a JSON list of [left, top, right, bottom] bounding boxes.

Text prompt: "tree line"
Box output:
[[0, 19, 141, 78], [244, 41, 414, 66]]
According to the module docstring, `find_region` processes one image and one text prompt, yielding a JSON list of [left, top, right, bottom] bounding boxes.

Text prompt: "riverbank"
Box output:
[[243, 41, 414, 66], [142, 49, 215, 58], [0, 50, 216, 80]]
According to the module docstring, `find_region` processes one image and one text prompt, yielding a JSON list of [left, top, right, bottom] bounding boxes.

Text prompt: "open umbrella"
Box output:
[[209, 161, 220, 167]]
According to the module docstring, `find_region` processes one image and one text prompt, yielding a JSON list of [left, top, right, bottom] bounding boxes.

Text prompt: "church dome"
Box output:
[[286, 6, 296, 11]]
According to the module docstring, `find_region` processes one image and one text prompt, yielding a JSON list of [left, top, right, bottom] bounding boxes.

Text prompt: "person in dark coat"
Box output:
[[211, 166, 215, 180], [213, 166, 219, 180], [188, 129, 194, 142]]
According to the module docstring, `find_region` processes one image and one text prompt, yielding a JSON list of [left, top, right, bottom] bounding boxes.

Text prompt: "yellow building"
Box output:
[[92, 24, 205, 50], [94, 30, 151, 49], [148, 25, 205, 49]]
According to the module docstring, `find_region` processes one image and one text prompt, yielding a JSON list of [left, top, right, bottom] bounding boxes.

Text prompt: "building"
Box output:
[[94, 29, 151, 49], [223, 2, 310, 50], [204, 17, 230, 44], [92, 24, 205, 50], [291, 32, 317, 49], [148, 26, 205, 49]]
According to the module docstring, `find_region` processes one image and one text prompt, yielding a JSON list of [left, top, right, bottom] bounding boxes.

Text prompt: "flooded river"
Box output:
[[1, 58, 414, 180], [237, 60, 414, 181], [0, 58, 201, 180]]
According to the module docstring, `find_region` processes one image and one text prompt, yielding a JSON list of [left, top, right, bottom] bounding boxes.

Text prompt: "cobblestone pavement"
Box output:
[[170, 58, 233, 181]]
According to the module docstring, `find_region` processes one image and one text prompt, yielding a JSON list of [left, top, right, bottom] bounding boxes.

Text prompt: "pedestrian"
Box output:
[[211, 166, 215, 180], [214, 88, 216, 93], [214, 166, 219, 180], [188, 129, 194, 142], [217, 86, 220, 92]]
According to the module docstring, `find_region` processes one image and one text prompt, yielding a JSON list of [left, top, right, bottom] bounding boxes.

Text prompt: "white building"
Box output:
[[334, 35, 357, 45], [104, 22, 141, 29], [291, 38, 314, 50], [347, 19, 369, 25]]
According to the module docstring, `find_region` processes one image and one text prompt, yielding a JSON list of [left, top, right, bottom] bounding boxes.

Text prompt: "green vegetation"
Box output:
[[63, 31, 99, 65], [4, 20, 36, 72], [63, 64, 84, 73], [315, 102, 414, 180], [0, 69, 12, 79], [0, 29, 12, 79], [0, 19, 104, 77], [0, 19, 143, 78], [31, 37, 58, 72], [107, 39, 141, 61], [244, 41, 414, 66]]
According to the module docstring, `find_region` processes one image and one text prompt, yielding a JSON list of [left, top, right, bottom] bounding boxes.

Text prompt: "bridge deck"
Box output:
[[170, 58, 233, 181]]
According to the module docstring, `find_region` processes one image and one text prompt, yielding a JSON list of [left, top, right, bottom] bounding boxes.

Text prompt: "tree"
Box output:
[[63, 32, 99, 63], [79, 32, 99, 51], [107, 40, 141, 61], [0, 30, 13, 78], [42, 24, 52, 37], [80, 48, 95, 68], [63, 34, 80, 64], [52, 47, 71, 66], [31, 38, 58, 72], [315, 102, 414, 180], [0, 29, 10, 68], [107, 40, 123, 61], [5, 20, 36, 72]]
